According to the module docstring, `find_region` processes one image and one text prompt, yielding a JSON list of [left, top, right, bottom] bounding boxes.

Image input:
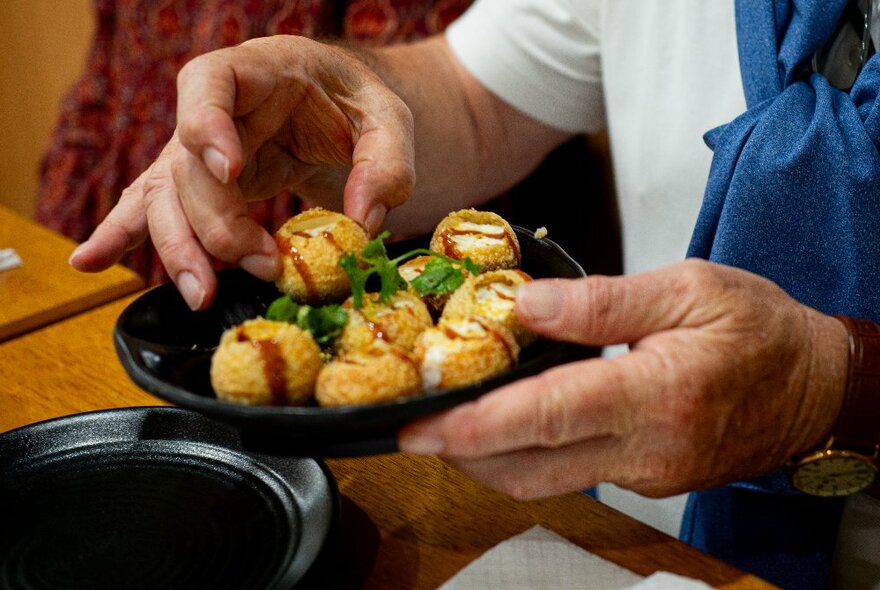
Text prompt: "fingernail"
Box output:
[[177, 271, 206, 310], [398, 430, 444, 455], [202, 146, 230, 184], [517, 282, 564, 322], [365, 204, 387, 236], [68, 243, 86, 265], [240, 254, 279, 280]]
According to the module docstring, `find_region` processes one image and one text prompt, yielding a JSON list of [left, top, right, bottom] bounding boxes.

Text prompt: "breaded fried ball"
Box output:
[[399, 254, 473, 314], [429, 209, 520, 271], [315, 341, 421, 407], [210, 318, 322, 406], [335, 290, 433, 354], [414, 316, 520, 391], [442, 270, 536, 347], [274, 207, 369, 304]]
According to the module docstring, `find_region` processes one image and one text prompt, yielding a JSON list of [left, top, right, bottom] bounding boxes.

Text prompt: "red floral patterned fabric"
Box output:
[[36, 0, 471, 285]]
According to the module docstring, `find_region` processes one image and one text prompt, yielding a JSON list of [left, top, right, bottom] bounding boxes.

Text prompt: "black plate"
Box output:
[[114, 226, 592, 456], [0, 407, 336, 590]]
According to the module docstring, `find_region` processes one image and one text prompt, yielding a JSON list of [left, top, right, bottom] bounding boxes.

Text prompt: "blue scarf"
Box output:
[[682, 1, 880, 587]]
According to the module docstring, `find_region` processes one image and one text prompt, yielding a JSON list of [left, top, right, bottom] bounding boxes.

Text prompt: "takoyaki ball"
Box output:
[[442, 270, 536, 347], [335, 290, 433, 354], [398, 255, 473, 315], [315, 341, 421, 407], [274, 207, 369, 304], [429, 209, 520, 271], [210, 318, 322, 406], [414, 316, 520, 391]]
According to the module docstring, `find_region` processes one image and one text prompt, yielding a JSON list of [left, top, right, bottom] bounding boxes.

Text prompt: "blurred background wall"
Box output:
[[0, 1, 93, 217]]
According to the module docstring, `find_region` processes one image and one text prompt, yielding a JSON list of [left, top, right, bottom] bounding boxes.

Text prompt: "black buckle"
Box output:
[[812, 0, 878, 90]]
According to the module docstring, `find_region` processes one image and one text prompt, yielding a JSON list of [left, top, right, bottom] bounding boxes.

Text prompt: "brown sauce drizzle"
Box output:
[[441, 231, 463, 259], [361, 342, 418, 370], [275, 230, 344, 304], [387, 346, 419, 370], [442, 319, 516, 367], [480, 320, 516, 367], [490, 283, 517, 301], [237, 329, 287, 406], [339, 357, 368, 367], [318, 230, 343, 253], [505, 229, 521, 261], [441, 325, 465, 340], [440, 226, 521, 261], [392, 299, 419, 320], [276, 235, 316, 303]]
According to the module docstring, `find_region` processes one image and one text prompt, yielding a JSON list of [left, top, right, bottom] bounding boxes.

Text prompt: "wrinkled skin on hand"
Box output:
[[398, 259, 849, 500], [70, 36, 414, 310]]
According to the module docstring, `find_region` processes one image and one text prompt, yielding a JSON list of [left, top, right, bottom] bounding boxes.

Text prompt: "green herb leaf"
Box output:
[[265, 294, 301, 323], [362, 231, 392, 261], [340, 232, 483, 309], [378, 263, 408, 302], [411, 257, 466, 295], [340, 231, 406, 308], [462, 257, 481, 276], [264, 295, 348, 346], [340, 252, 369, 309], [303, 304, 348, 346]]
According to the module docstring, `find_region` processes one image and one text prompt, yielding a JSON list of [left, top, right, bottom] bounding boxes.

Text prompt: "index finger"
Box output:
[[69, 169, 150, 272], [397, 353, 655, 458]]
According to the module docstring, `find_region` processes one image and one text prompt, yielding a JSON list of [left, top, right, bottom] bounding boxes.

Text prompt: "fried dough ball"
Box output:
[[399, 255, 473, 314], [315, 341, 421, 407], [210, 318, 322, 406], [335, 291, 434, 354], [429, 209, 520, 271], [442, 270, 536, 347], [414, 316, 520, 391], [274, 207, 369, 304]]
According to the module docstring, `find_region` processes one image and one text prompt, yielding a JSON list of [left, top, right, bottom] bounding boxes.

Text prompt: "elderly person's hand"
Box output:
[[69, 36, 414, 310], [398, 259, 850, 499]]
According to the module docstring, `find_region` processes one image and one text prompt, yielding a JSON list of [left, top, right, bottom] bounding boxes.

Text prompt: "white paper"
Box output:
[[440, 525, 642, 590], [627, 572, 713, 590], [0, 248, 22, 272], [440, 525, 713, 590]]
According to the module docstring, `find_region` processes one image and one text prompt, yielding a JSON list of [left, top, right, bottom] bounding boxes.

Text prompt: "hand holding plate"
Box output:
[[398, 260, 850, 499]]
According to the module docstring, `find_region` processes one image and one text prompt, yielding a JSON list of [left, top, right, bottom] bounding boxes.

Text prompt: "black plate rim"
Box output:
[[0, 406, 338, 588]]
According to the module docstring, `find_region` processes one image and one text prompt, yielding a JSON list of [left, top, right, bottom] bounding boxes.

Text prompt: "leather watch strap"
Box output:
[[832, 315, 880, 453]]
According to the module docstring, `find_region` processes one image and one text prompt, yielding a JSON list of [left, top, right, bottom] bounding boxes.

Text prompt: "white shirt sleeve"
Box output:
[[445, 0, 605, 134]]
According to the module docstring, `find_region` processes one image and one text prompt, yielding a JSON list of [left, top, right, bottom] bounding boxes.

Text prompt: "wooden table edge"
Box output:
[[0, 276, 143, 342]]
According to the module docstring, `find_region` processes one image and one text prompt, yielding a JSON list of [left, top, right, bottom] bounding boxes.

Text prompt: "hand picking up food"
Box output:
[[210, 208, 537, 408]]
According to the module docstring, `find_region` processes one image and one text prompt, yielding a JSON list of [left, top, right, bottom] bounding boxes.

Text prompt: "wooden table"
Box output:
[[0, 295, 775, 589], [0, 205, 142, 341]]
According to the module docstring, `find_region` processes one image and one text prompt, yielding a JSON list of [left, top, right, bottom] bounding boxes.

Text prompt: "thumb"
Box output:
[[515, 262, 710, 346]]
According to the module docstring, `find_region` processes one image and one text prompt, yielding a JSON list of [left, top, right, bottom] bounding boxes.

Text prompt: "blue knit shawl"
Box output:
[[682, 1, 880, 588]]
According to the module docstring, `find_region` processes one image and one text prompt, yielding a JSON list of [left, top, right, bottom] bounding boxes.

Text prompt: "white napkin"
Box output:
[[628, 572, 713, 590], [0, 248, 22, 272], [440, 525, 713, 590]]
